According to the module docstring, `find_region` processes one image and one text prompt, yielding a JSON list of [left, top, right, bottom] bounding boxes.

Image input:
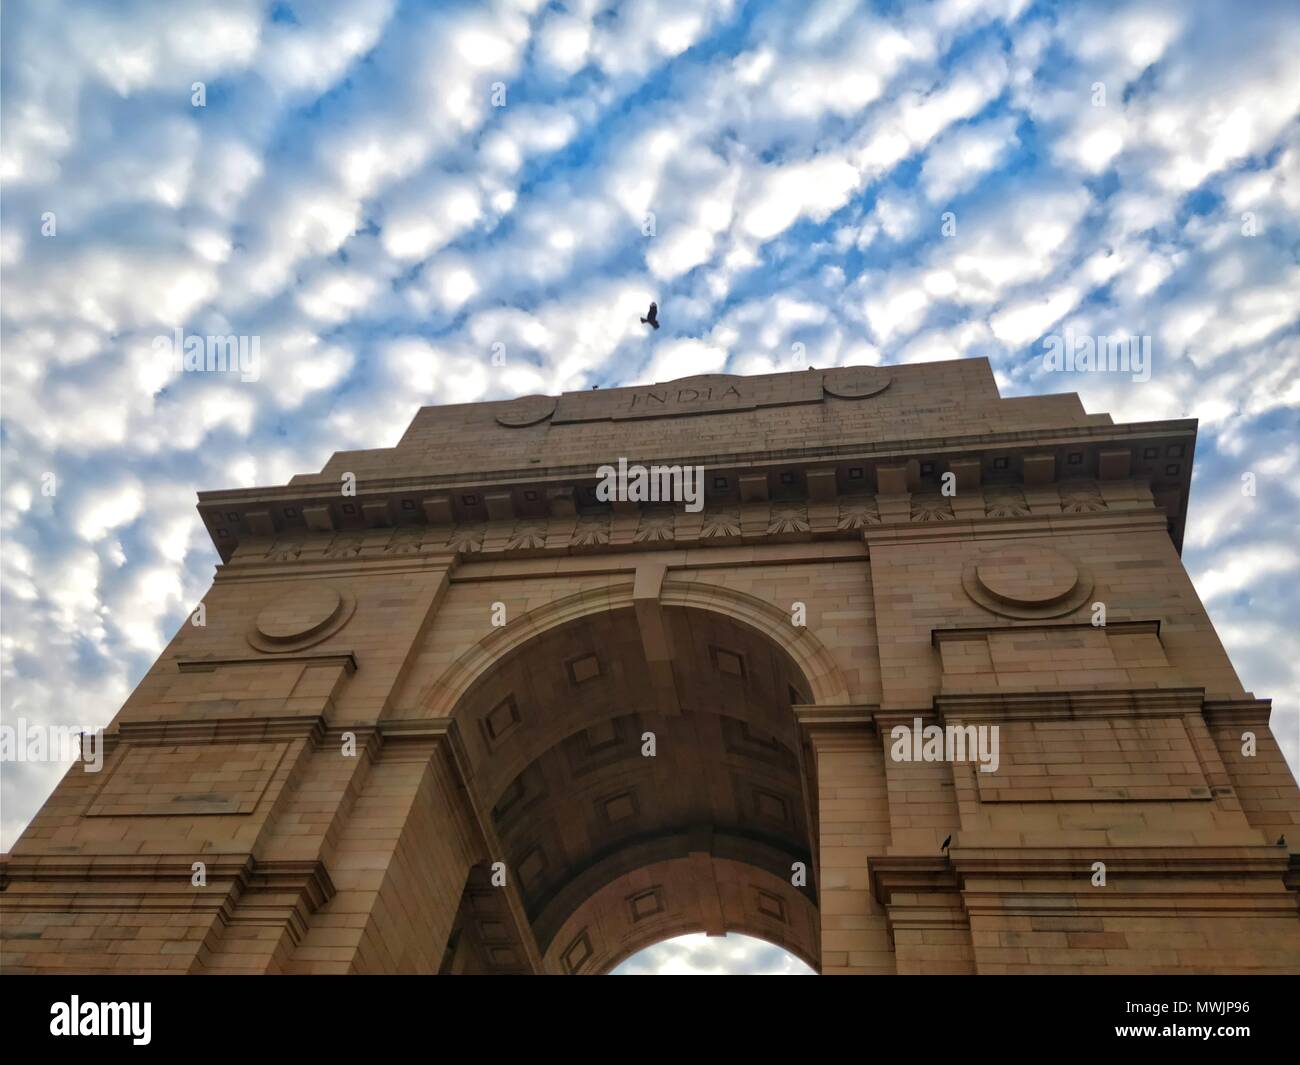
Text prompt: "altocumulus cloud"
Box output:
[[610, 933, 816, 975], [2, 0, 1298, 975]]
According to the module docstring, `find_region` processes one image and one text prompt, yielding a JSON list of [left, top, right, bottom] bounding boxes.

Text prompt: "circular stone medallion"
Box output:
[[976, 546, 1079, 607], [495, 394, 558, 428], [822, 365, 891, 399], [256, 584, 340, 642], [250, 584, 355, 652], [961, 545, 1092, 619]]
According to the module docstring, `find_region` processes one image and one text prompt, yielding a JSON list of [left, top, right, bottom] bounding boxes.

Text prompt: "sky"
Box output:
[[1, 0, 1298, 976], [610, 932, 816, 974]]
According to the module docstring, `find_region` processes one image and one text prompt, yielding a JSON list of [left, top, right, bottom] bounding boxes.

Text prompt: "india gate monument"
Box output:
[[3, 358, 1298, 975]]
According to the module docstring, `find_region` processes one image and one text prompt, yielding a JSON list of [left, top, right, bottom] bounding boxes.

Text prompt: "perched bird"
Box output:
[[1277, 835, 1287, 847], [941, 834, 952, 853], [640, 301, 660, 329]]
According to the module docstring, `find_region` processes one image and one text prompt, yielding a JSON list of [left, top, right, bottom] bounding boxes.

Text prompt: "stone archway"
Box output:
[[5, 360, 1298, 976], [434, 602, 823, 974], [413, 575, 851, 721]]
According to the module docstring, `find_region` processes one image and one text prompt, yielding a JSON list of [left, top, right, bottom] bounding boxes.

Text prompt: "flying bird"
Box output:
[[640, 302, 660, 329]]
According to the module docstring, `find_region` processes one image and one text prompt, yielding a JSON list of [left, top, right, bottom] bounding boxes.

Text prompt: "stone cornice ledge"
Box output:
[[792, 703, 879, 733], [115, 714, 329, 747], [0, 855, 336, 934], [951, 846, 1297, 917], [214, 550, 461, 579], [931, 619, 1161, 647], [933, 687, 1206, 723], [862, 510, 1169, 547], [176, 652, 357, 674], [205, 417, 1197, 505], [870, 846, 1295, 911], [946, 845, 1291, 878], [1202, 698, 1273, 728]]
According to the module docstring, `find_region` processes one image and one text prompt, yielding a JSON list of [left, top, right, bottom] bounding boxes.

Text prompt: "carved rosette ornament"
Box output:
[[506, 523, 549, 551], [385, 527, 429, 554], [569, 515, 611, 547], [324, 535, 364, 559], [266, 538, 304, 561], [767, 504, 810, 534], [634, 510, 676, 542], [837, 500, 881, 530], [701, 509, 742, 539], [1060, 482, 1107, 513], [447, 525, 486, 555], [984, 487, 1030, 518], [910, 495, 954, 522]]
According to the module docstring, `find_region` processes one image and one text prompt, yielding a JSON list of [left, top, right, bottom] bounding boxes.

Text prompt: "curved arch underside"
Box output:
[[439, 605, 821, 974], [546, 853, 820, 975], [412, 577, 850, 721]]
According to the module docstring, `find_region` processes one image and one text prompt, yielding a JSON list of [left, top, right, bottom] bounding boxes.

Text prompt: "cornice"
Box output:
[[931, 619, 1161, 647], [792, 703, 879, 733], [202, 417, 1197, 505], [176, 652, 357, 674], [0, 854, 336, 936], [1202, 698, 1274, 728], [196, 419, 1196, 563], [204, 476, 1169, 574], [870, 846, 1295, 914], [932, 686, 1206, 723], [114, 713, 330, 746]]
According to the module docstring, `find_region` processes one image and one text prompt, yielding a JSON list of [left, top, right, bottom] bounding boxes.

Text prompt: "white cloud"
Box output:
[[645, 338, 729, 382], [75, 483, 144, 542], [921, 115, 1019, 202], [742, 156, 861, 240], [611, 933, 816, 975]]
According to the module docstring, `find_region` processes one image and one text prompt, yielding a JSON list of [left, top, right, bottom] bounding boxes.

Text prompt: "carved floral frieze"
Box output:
[[255, 479, 1133, 563]]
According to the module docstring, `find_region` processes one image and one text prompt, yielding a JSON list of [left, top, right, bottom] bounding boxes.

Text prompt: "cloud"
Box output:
[[920, 114, 1019, 202], [610, 933, 816, 975]]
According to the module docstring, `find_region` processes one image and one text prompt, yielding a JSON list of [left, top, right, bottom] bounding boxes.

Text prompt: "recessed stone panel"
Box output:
[[86, 742, 288, 817], [710, 645, 746, 678], [599, 790, 639, 825], [755, 889, 788, 923], [566, 653, 601, 686], [976, 717, 1210, 803], [483, 695, 522, 744], [627, 887, 666, 922], [561, 930, 594, 973]]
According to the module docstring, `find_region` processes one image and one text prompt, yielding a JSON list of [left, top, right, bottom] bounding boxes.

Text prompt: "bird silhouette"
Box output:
[[1277, 835, 1287, 847], [941, 834, 952, 853], [640, 301, 660, 329]]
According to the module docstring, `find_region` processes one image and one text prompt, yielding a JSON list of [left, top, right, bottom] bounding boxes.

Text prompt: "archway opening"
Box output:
[[609, 932, 818, 975], [438, 602, 822, 974]]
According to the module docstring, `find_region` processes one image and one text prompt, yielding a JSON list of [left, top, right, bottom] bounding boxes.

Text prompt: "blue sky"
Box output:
[[2, 0, 1298, 974]]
